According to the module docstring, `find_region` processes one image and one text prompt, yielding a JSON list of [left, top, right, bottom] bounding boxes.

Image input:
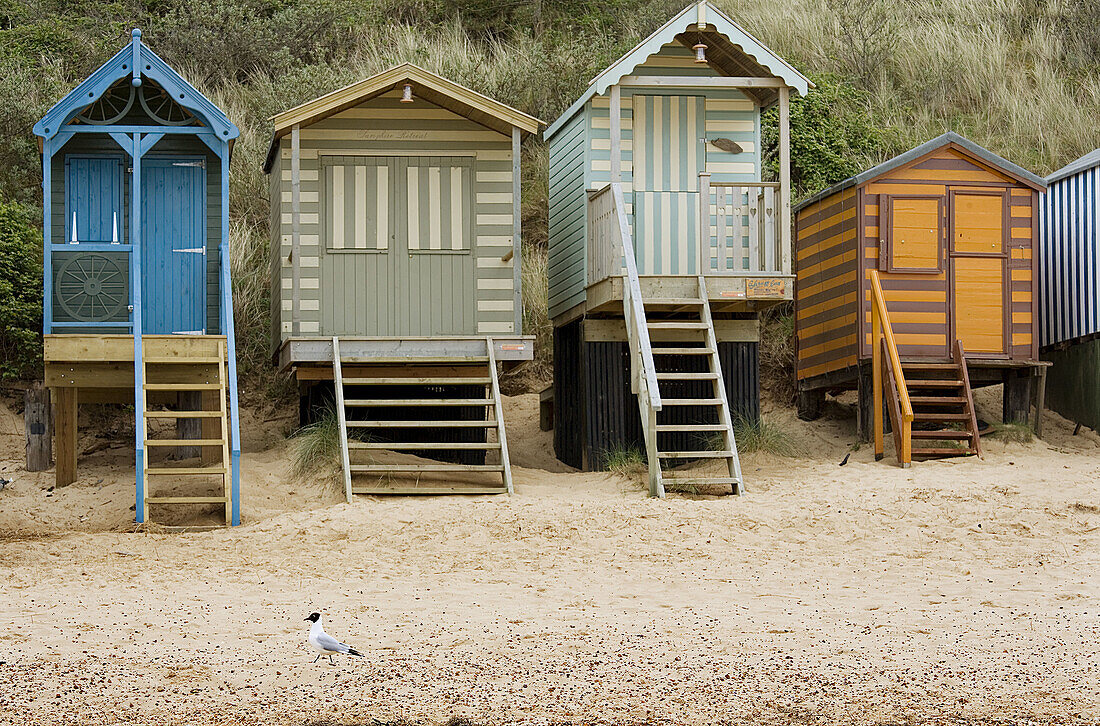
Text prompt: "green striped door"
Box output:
[[321, 156, 474, 336], [632, 95, 704, 274]]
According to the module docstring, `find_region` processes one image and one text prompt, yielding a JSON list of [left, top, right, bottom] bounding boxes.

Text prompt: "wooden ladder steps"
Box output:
[[651, 347, 715, 355], [647, 321, 709, 330], [912, 447, 977, 458], [332, 336, 513, 498], [661, 474, 741, 484], [350, 463, 504, 473], [348, 441, 500, 450], [347, 419, 494, 428], [913, 412, 971, 421], [910, 430, 973, 440], [658, 450, 734, 459], [906, 379, 963, 388], [343, 398, 494, 407], [909, 396, 967, 405], [660, 397, 723, 406], [139, 337, 232, 525], [644, 297, 705, 306], [656, 372, 718, 380], [656, 423, 727, 432]]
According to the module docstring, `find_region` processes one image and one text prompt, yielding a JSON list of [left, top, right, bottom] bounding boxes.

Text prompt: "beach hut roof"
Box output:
[[1047, 148, 1100, 184], [793, 132, 1046, 213], [33, 29, 238, 147], [545, 0, 811, 140], [263, 63, 543, 172]]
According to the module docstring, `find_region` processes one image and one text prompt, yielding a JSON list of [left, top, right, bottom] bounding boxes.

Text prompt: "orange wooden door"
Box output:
[[950, 191, 1007, 355]]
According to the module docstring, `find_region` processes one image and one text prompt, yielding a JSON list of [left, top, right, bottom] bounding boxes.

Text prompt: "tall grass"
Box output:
[[290, 406, 342, 486]]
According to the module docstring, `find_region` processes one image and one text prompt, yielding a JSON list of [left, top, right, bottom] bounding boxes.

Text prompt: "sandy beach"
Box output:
[[0, 391, 1098, 725]]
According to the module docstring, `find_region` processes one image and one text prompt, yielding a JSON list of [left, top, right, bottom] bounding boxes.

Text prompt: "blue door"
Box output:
[[141, 158, 206, 334], [66, 156, 124, 243]]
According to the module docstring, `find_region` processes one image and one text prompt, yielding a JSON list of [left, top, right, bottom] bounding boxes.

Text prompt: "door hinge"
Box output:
[[172, 160, 206, 169], [172, 247, 206, 254]]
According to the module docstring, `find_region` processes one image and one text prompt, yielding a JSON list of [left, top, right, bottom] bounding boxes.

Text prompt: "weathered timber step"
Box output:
[[145, 410, 223, 419], [659, 397, 723, 406], [350, 464, 503, 473], [145, 496, 229, 504], [352, 486, 508, 495], [658, 450, 734, 459], [347, 420, 493, 428], [651, 347, 715, 355], [643, 298, 705, 306], [656, 423, 727, 432], [144, 356, 223, 364], [341, 377, 490, 385], [906, 379, 963, 388], [910, 429, 973, 440], [901, 362, 957, 371], [912, 447, 976, 458], [343, 398, 494, 407], [656, 372, 719, 380], [909, 396, 967, 405], [348, 441, 500, 450], [340, 356, 488, 365], [661, 475, 741, 485], [143, 383, 222, 391], [146, 466, 228, 476], [145, 439, 224, 447], [913, 412, 971, 421], [646, 321, 709, 330]]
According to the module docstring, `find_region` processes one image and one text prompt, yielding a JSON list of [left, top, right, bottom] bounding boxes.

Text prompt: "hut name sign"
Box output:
[[354, 130, 431, 140], [746, 278, 786, 298]]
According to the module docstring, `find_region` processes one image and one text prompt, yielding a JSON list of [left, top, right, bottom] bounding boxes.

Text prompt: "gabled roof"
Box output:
[[33, 29, 238, 145], [1047, 148, 1100, 184], [545, 1, 811, 140], [263, 63, 543, 172], [793, 132, 1047, 213]]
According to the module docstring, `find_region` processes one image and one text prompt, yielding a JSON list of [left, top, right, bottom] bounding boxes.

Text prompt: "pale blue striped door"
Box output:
[[141, 158, 206, 334], [632, 95, 704, 274]]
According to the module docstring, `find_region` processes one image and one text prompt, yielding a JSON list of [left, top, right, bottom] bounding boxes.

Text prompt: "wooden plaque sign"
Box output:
[[746, 278, 786, 298]]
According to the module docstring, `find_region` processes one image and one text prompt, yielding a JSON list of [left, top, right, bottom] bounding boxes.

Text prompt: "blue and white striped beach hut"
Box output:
[[1039, 149, 1100, 429]]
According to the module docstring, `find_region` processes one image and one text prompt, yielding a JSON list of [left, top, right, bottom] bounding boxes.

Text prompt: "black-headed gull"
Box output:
[[305, 612, 364, 665]]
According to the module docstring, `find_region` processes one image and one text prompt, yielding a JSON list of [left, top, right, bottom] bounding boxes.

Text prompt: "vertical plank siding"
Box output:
[[272, 89, 517, 345], [49, 133, 223, 334], [796, 145, 1039, 386], [548, 112, 588, 319], [1039, 166, 1099, 347]]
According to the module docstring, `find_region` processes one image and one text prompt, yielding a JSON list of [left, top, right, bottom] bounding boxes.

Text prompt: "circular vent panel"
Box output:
[[55, 254, 127, 322], [75, 82, 135, 125]]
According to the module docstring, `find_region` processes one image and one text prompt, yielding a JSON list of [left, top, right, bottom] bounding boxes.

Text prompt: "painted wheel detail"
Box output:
[[56, 254, 127, 322], [75, 83, 135, 125], [139, 83, 194, 126]]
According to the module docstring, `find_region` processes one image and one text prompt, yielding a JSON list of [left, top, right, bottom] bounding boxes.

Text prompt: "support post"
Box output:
[[778, 86, 792, 276], [512, 126, 522, 336], [1003, 369, 1032, 426], [42, 137, 53, 334], [130, 133, 146, 521], [1033, 366, 1047, 437], [609, 84, 622, 184], [25, 383, 51, 472], [219, 142, 242, 526], [871, 309, 883, 457], [698, 172, 711, 271], [291, 124, 301, 337], [54, 387, 77, 487]]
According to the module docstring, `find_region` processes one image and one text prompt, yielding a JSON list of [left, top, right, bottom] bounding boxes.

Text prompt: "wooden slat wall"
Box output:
[[548, 112, 588, 319], [271, 89, 517, 346], [859, 146, 1035, 361], [50, 133, 223, 334], [794, 187, 859, 380]]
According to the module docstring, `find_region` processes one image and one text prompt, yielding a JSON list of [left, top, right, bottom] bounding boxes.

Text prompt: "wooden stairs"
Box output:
[[870, 270, 981, 466], [332, 337, 512, 497], [139, 336, 233, 524], [642, 276, 743, 494], [900, 346, 982, 460]]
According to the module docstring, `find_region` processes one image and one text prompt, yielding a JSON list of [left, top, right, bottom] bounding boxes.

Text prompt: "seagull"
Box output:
[[305, 612, 364, 665]]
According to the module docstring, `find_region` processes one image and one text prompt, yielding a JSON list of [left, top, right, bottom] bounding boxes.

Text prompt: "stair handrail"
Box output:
[[608, 182, 663, 496], [610, 183, 662, 412], [869, 269, 913, 466]]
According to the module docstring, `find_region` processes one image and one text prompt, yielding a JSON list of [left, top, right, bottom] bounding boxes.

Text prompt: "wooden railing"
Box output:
[[587, 185, 622, 286], [590, 183, 664, 496], [698, 175, 787, 275], [870, 269, 913, 467]]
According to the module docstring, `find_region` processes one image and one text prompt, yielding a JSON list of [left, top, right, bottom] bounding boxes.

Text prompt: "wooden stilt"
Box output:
[[25, 383, 52, 472], [177, 391, 202, 459], [54, 387, 77, 487]]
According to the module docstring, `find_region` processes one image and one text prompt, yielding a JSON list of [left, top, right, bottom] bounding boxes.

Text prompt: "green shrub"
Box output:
[[0, 200, 42, 380]]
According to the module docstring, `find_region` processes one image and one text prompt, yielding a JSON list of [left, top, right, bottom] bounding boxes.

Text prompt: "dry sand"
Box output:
[[0, 389, 1098, 725]]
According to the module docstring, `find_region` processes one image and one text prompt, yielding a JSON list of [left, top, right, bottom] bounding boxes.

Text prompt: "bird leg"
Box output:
[[328, 654, 336, 666], [312, 654, 322, 663]]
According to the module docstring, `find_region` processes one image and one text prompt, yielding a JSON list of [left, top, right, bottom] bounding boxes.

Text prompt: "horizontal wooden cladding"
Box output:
[[795, 187, 859, 380]]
